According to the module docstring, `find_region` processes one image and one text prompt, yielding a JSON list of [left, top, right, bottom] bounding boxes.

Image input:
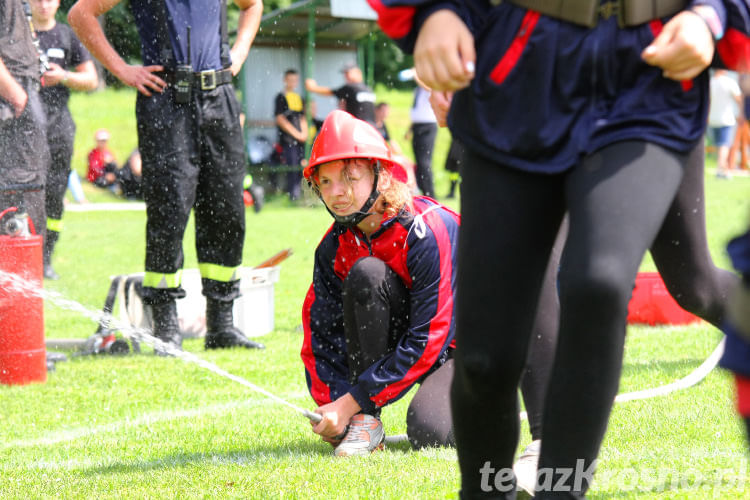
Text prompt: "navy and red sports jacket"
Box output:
[[301, 197, 459, 414], [368, 0, 750, 173]]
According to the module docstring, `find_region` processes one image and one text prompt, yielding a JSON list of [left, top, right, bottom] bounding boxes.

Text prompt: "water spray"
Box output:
[[0, 269, 322, 423]]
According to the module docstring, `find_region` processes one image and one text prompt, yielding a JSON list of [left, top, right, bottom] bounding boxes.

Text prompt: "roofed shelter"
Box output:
[[239, 0, 379, 173]]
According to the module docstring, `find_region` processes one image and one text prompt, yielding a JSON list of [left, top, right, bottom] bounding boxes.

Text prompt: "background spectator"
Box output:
[[306, 61, 376, 124], [406, 85, 437, 198], [708, 69, 742, 179], [274, 68, 307, 201], [117, 148, 142, 200], [32, 0, 98, 280], [86, 128, 117, 189]]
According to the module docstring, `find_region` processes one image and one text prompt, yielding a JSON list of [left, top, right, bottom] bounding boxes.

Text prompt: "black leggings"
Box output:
[[453, 141, 686, 499], [343, 256, 454, 449], [519, 141, 739, 444]]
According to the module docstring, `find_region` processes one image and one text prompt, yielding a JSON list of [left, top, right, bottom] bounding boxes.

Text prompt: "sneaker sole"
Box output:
[[334, 441, 385, 457]]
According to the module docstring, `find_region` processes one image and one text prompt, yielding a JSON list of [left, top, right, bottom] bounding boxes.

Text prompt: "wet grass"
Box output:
[[1, 89, 750, 498]]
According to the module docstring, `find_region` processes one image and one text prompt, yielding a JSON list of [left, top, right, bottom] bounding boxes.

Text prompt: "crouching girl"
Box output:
[[301, 110, 459, 456]]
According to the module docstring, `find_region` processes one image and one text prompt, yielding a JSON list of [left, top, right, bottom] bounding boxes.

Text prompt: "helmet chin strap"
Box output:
[[324, 161, 381, 228]]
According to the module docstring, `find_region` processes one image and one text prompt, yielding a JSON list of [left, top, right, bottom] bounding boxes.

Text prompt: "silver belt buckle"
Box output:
[[200, 70, 217, 90]]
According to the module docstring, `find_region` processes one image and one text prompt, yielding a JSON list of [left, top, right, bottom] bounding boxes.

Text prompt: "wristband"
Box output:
[[62, 71, 69, 84], [690, 6, 724, 42]]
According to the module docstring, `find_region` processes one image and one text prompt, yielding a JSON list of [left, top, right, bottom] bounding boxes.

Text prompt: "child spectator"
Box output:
[[86, 128, 117, 189]]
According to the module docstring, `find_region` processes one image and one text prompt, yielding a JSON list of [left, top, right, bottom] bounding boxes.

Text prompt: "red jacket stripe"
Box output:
[[371, 206, 455, 405], [301, 285, 331, 406], [367, 0, 416, 39], [489, 10, 540, 85], [718, 28, 750, 72]]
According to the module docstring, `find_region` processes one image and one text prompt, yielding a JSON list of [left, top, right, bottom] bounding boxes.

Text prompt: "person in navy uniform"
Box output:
[[69, 0, 264, 352], [370, 0, 750, 496]]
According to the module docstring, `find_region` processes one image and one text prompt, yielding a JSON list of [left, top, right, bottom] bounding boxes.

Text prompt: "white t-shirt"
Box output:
[[709, 72, 741, 127], [410, 86, 437, 124]]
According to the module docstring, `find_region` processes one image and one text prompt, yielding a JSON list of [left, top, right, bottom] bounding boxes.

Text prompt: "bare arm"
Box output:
[[68, 0, 165, 95], [299, 113, 308, 141], [230, 0, 263, 76], [429, 90, 453, 127], [0, 57, 27, 117], [42, 60, 98, 91], [305, 78, 334, 96], [275, 113, 307, 143]]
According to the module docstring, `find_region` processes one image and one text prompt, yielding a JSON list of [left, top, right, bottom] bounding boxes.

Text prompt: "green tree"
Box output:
[[371, 30, 413, 89]]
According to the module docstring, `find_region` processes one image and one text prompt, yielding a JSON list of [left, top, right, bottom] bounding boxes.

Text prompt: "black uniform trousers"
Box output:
[[136, 84, 246, 304], [43, 106, 75, 259], [411, 122, 437, 198]]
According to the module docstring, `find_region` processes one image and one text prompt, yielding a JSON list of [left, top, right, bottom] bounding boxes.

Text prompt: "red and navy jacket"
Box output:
[[368, 0, 750, 173], [719, 229, 750, 377], [301, 197, 459, 414]]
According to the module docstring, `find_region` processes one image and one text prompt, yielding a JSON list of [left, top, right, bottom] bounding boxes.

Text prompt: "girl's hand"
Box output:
[[641, 8, 715, 81], [414, 10, 475, 91], [429, 90, 454, 127], [311, 393, 362, 442]]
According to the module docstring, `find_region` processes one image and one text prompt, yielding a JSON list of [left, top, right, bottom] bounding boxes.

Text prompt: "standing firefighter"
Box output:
[[30, 0, 98, 281], [0, 0, 50, 233], [69, 0, 264, 352]]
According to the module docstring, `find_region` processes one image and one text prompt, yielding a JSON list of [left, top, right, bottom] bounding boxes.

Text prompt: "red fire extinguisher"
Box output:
[[0, 204, 46, 385]]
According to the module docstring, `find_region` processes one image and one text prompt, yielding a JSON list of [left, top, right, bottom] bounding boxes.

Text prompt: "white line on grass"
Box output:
[[3, 392, 309, 450]]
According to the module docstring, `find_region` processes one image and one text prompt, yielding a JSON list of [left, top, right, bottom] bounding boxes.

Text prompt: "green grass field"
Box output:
[[1, 88, 750, 499]]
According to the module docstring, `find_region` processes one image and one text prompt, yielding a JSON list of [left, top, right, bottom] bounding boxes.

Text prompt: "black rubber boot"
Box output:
[[151, 300, 183, 355], [43, 231, 60, 280], [205, 298, 265, 349]]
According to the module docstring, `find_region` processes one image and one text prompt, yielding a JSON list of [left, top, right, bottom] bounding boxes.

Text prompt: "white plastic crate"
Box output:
[[176, 266, 280, 338]]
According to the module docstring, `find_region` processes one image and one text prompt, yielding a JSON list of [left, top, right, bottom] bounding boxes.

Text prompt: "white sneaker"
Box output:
[[333, 414, 385, 457], [513, 439, 541, 496]]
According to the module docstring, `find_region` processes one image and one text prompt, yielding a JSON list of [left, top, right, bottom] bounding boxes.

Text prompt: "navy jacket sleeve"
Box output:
[[300, 228, 352, 407], [348, 205, 458, 413]]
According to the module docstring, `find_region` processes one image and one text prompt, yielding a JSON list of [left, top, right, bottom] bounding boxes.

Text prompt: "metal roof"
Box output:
[[255, 0, 377, 46]]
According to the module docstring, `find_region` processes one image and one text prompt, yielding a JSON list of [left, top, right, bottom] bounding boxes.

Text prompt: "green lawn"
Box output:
[[1, 88, 750, 498]]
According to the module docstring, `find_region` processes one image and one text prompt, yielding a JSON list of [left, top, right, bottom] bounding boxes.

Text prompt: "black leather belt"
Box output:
[[500, 0, 687, 27], [159, 68, 233, 91]]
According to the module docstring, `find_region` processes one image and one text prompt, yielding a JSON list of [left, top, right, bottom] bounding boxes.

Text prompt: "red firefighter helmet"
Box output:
[[304, 110, 407, 183]]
